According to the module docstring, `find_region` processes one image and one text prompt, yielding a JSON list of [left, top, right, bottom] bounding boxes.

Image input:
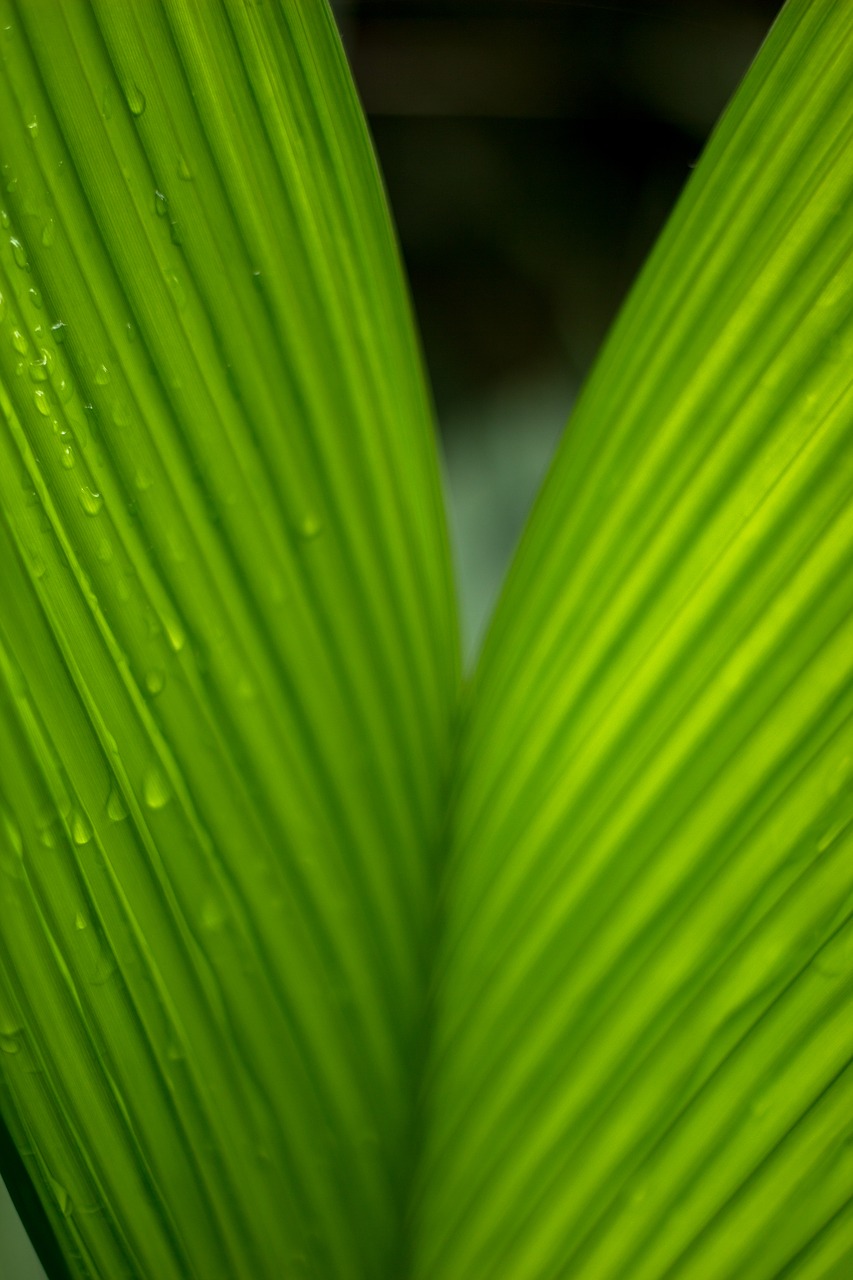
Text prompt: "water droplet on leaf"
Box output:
[[143, 766, 171, 810], [164, 618, 185, 652], [79, 486, 103, 515], [106, 786, 128, 823], [125, 83, 146, 117], [10, 237, 28, 270], [71, 810, 92, 845], [144, 669, 164, 696], [48, 1177, 72, 1217]]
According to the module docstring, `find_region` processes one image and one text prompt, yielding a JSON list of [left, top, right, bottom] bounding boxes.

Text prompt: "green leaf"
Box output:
[[0, 1, 457, 1276], [5, 0, 853, 1277], [412, 2, 853, 1277]]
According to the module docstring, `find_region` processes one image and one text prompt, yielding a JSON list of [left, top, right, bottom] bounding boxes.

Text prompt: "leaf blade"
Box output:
[[0, 1, 458, 1275], [412, 2, 853, 1276]]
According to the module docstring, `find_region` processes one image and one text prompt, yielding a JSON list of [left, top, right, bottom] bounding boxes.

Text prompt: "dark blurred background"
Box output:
[[333, 0, 785, 656]]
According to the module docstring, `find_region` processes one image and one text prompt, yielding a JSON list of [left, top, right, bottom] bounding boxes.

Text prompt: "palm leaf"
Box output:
[[0, 0, 457, 1275], [2, 1, 853, 1279], [412, 0, 853, 1276]]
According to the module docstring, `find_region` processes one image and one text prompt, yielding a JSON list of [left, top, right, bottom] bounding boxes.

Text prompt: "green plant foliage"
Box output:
[[0, 1, 851, 1278]]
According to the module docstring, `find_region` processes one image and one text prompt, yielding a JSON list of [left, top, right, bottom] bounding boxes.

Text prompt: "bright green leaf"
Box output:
[[0, 1, 457, 1276], [2, 1, 853, 1279], [412, 1, 853, 1276]]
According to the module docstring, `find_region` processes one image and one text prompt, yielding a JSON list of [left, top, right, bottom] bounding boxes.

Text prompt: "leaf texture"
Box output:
[[412, 2, 853, 1276], [0, 1, 458, 1276]]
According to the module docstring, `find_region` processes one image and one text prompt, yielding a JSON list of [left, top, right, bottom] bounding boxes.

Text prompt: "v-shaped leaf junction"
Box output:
[[0, 1, 852, 1278]]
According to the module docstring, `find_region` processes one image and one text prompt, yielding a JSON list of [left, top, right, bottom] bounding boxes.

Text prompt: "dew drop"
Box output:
[[0, 291, 5, 321], [106, 786, 128, 823], [2, 810, 23, 859], [164, 617, 185, 652], [28, 286, 42, 309], [154, 189, 168, 218], [10, 236, 28, 270], [41, 217, 55, 247], [79, 485, 103, 515], [94, 363, 110, 386], [51, 319, 67, 343], [96, 537, 113, 564], [144, 669, 164, 696], [0, 209, 8, 228], [26, 116, 38, 138], [61, 444, 75, 469], [0, 1033, 20, 1055], [38, 817, 58, 848], [11, 329, 28, 355], [125, 83, 146, 117], [34, 388, 50, 416], [30, 553, 46, 579], [134, 467, 153, 492], [28, 356, 48, 382], [143, 766, 171, 810], [177, 155, 192, 181], [111, 400, 130, 427], [48, 1177, 72, 1217], [75, 911, 87, 931], [71, 810, 92, 846]]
